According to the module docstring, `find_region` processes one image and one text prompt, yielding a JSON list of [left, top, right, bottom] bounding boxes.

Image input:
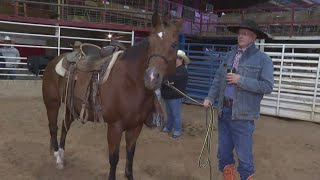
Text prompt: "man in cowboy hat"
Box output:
[[160, 50, 190, 139], [0, 36, 21, 80], [203, 19, 274, 180]]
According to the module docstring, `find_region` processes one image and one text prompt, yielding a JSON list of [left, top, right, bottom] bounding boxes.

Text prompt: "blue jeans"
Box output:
[[218, 106, 255, 180], [1, 69, 16, 80], [164, 98, 182, 136]]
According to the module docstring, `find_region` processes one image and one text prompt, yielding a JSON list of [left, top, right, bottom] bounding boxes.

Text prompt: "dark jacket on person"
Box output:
[[161, 65, 188, 99]]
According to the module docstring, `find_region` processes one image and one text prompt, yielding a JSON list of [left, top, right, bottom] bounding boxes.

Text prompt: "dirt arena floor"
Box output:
[[0, 80, 320, 180]]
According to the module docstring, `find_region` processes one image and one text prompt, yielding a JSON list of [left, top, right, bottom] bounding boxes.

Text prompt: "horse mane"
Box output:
[[121, 39, 149, 61]]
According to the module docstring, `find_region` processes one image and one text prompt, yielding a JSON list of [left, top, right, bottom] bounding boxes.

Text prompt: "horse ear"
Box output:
[[175, 18, 184, 31], [152, 12, 161, 27]]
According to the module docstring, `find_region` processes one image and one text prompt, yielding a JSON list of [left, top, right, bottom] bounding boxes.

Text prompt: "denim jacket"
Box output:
[[205, 44, 274, 120]]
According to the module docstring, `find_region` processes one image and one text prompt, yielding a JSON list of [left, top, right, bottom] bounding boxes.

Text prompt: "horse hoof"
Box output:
[[125, 171, 134, 180], [54, 148, 65, 169], [126, 176, 134, 180], [56, 162, 64, 169]]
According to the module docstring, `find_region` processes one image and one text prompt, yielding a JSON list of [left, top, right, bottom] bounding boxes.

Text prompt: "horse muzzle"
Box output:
[[144, 67, 163, 90]]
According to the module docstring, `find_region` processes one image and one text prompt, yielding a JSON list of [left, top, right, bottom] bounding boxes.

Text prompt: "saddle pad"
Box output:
[[55, 58, 67, 77]]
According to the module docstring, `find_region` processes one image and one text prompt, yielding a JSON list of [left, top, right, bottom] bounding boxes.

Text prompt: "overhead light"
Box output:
[[107, 33, 112, 39]]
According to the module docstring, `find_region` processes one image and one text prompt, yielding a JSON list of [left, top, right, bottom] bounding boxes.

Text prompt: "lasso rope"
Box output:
[[164, 81, 215, 180], [62, 71, 71, 132]]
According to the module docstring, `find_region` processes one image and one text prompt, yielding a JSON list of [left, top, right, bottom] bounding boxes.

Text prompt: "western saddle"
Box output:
[[61, 40, 126, 124]]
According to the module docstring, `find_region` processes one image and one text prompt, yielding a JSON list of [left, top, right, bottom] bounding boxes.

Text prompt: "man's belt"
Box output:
[[223, 98, 234, 106]]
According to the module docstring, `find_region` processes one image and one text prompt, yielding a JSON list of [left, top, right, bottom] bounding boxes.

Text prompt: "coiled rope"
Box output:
[[164, 81, 215, 180]]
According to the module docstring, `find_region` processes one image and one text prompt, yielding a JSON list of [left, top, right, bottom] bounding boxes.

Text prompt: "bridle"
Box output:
[[147, 54, 175, 66], [146, 16, 177, 66]]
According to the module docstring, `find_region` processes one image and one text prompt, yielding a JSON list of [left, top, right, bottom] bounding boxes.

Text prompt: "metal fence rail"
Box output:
[[0, 20, 133, 79], [179, 43, 232, 100], [260, 43, 320, 122]]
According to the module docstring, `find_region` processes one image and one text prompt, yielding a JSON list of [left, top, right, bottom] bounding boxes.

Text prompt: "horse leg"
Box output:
[[45, 101, 60, 163], [107, 124, 123, 180], [55, 109, 74, 169], [144, 96, 164, 128], [125, 124, 143, 180]]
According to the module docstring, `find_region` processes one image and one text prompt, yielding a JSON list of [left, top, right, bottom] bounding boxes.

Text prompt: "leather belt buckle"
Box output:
[[223, 98, 233, 106]]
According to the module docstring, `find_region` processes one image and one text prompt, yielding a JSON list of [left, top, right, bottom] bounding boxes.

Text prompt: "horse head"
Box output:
[[144, 13, 184, 90]]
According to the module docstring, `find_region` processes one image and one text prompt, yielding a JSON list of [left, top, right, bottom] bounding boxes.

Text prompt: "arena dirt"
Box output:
[[0, 80, 319, 180]]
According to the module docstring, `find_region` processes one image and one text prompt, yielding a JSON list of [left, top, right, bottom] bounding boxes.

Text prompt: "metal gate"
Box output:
[[261, 43, 320, 122], [182, 42, 320, 122]]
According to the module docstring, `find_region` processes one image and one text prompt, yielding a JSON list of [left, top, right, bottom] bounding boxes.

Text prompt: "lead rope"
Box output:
[[163, 81, 215, 180], [63, 71, 71, 132]]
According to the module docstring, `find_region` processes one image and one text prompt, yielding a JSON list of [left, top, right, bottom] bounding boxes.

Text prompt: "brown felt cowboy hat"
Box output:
[[177, 50, 191, 65], [227, 19, 271, 39]]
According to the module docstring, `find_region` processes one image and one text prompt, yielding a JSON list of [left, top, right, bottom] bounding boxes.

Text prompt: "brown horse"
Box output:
[[42, 13, 183, 180]]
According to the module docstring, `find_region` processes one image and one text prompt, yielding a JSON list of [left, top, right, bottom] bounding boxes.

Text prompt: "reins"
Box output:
[[163, 80, 215, 180]]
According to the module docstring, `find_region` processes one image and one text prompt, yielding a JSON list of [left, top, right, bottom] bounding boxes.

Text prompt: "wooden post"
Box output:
[[14, 1, 18, 16], [23, 2, 27, 17], [200, 11, 203, 33], [58, 0, 61, 20], [290, 7, 295, 37]]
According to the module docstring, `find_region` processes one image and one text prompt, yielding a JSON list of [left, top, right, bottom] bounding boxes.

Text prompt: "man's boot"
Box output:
[[223, 164, 236, 180]]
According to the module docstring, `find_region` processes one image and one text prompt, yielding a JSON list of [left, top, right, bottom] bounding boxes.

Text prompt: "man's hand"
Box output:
[[203, 99, 212, 108], [226, 73, 240, 84]]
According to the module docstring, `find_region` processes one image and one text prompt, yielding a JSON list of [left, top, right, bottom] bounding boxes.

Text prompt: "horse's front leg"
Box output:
[[107, 123, 123, 180], [46, 101, 60, 160], [144, 95, 164, 128], [125, 124, 143, 180]]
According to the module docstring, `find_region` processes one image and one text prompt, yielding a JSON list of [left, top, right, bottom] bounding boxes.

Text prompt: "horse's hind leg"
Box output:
[[107, 123, 123, 180], [125, 124, 143, 180], [55, 108, 74, 169]]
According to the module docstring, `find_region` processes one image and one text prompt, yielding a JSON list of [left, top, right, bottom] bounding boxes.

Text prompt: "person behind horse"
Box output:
[[203, 19, 274, 180], [0, 36, 21, 80], [161, 50, 190, 139]]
